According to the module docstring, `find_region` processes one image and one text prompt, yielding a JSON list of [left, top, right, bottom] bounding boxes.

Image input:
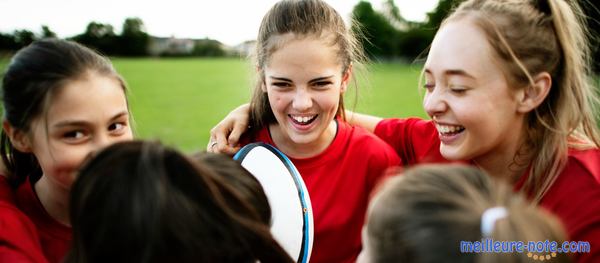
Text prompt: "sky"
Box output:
[[0, 0, 439, 46]]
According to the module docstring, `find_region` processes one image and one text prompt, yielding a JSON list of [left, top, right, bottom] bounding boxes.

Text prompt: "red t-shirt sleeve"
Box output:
[[374, 118, 446, 165], [534, 149, 600, 263], [544, 150, 600, 263]]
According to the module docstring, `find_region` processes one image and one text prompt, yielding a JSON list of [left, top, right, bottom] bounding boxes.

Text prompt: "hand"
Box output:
[[207, 103, 251, 155]]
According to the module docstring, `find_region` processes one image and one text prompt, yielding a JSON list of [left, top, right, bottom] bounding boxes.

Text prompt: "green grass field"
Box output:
[[0, 58, 426, 152]]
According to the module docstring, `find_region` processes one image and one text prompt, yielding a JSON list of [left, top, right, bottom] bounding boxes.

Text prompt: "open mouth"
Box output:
[[436, 124, 465, 136], [289, 114, 318, 126]]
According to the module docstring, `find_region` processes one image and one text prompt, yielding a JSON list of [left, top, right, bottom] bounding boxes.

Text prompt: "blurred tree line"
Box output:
[[0, 17, 227, 57], [0, 0, 598, 69], [351, 0, 600, 73]]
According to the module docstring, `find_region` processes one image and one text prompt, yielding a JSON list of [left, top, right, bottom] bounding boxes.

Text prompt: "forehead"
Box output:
[[266, 34, 342, 76], [45, 73, 127, 122], [425, 18, 499, 76]]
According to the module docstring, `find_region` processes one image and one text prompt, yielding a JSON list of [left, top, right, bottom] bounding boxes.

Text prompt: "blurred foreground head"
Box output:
[[67, 140, 292, 263], [360, 164, 570, 263]]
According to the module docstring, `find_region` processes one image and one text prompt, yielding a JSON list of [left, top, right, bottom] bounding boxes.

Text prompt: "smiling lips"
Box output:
[[290, 114, 318, 125], [435, 123, 465, 143]]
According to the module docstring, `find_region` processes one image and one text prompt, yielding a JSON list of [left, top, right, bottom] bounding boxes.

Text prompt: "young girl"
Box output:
[[0, 39, 134, 263], [358, 164, 571, 263], [67, 141, 292, 263], [210, 0, 600, 261], [209, 0, 401, 262]]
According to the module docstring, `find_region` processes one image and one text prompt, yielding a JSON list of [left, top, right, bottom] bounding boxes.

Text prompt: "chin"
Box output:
[[439, 145, 466, 161]]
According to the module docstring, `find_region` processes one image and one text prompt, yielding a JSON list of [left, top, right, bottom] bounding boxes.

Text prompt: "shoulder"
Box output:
[[375, 117, 434, 134], [565, 148, 600, 183], [342, 122, 401, 164], [0, 200, 48, 262]]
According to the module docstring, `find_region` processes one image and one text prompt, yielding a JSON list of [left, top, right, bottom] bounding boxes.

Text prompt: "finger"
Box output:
[[228, 122, 247, 146], [212, 132, 229, 153]]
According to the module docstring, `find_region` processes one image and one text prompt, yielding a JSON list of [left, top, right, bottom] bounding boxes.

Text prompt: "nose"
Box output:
[[423, 88, 447, 118], [292, 87, 312, 111], [89, 133, 126, 157]]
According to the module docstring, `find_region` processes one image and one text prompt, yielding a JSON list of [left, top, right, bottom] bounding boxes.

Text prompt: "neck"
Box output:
[[473, 142, 532, 182], [270, 120, 337, 159], [34, 175, 71, 226]]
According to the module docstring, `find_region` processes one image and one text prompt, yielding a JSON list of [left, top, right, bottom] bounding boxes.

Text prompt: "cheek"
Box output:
[[52, 149, 90, 174], [318, 92, 341, 113], [36, 147, 90, 187], [267, 92, 289, 113]]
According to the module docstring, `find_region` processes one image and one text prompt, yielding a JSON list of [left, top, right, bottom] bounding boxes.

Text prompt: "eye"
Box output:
[[108, 122, 127, 132], [449, 84, 468, 94], [311, 81, 332, 90], [272, 82, 292, 88], [63, 130, 85, 139], [315, 81, 332, 87], [61, 130, 88, 143], [423, 83, 435, 92]]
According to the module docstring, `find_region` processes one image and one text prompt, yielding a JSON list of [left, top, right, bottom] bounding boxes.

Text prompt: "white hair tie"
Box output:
[[481, 207, 508, 237]]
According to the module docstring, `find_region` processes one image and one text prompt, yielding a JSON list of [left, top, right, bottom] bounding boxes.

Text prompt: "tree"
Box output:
[[351, 1, 399, 59], [72, 22, 118, 55], [13, 30, 36, 48], [41, 25, 56, 39], [0, 32, 17, 51], [119, 17, 149, 56], [581, 1, 600, 73], [425, 0, 462, 29], [192, 39, 226, 57]]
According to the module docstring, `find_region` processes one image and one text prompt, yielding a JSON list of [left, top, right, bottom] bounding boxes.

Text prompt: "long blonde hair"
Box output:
[[444, 0, 600, 202]]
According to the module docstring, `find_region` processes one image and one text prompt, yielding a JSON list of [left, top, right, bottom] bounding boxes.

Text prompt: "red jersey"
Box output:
[[375, 118, 600, 262], [0, 176, 71, 263], [244, 120, 401, 263], [0, 176, 48, 263]]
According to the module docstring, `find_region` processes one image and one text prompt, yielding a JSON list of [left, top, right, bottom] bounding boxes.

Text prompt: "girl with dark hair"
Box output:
[[0, 39, 133, 262]]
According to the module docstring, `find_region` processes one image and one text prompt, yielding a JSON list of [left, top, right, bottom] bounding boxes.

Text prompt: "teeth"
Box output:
[[436, 124, 463, 134], [292, 115, 316, 123]]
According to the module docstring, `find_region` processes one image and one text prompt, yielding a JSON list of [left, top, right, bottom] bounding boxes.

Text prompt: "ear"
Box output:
[[340, 63, 353, 94], [257, 65, 268, 93], [516, 72, 552, 113], [2, 120, 32, 153], [261, 81, 267, 92]]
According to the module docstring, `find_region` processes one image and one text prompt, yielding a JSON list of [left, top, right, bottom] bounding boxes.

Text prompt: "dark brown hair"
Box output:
[[1, 39, 127, 187], [66, 141, 292, 263]]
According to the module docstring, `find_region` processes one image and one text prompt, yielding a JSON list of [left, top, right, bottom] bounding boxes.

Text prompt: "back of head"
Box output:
[[67, 141, 292, 263], [250, 0, 366, 128], [1, 39, 126, 187], [444, 0, 600, 201], [191, 151, 272, 225], [365, 164, 569, 263]]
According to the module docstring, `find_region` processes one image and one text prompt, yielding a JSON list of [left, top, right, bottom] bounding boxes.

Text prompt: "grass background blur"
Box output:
[[0, 57, 426, 152]]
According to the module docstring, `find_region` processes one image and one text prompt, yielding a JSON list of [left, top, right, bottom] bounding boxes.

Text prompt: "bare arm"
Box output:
[[207, 103, 251, 155], [345, 110, 384, 133]]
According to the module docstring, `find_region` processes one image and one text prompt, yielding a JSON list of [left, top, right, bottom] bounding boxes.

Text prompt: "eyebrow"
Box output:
[[424, 69, 476, 79], [52, 111, 129, 128], [269, 75, 335, 83]]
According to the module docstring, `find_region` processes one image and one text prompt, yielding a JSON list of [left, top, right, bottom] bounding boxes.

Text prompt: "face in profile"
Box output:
[[422, 18, 525, 164]]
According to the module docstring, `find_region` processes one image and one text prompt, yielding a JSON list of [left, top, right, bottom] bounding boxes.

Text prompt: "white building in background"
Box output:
[[231, 40, 256, 58], [148, 36, 195, 56]]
